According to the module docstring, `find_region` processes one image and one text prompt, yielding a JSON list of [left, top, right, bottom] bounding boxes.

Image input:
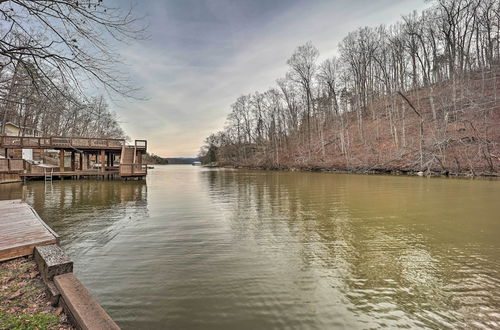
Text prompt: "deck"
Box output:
[[0, 200, 59, 261]]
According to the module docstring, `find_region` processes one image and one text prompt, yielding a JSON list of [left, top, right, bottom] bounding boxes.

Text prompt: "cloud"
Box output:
[[113, 0, 430, 157]]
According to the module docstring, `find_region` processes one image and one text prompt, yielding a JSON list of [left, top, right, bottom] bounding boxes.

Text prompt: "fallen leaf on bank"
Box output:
[[8, 289, 23, 300]]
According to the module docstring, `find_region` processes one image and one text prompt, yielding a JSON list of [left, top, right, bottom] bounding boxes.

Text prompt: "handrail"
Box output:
[[0, 158, 28, 172], [0, 135, 140, 149], [119, 163, 147, 175]]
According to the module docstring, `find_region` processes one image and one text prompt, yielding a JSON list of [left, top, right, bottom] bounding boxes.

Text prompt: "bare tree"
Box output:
[[0, 0, 146, 134], [200, 0, 499, 175], [0, 0, 146, 95], [287, 42, 319, 150]]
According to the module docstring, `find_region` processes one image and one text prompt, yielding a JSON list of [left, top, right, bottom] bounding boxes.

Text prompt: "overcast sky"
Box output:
[[114, 0, 430, 157]]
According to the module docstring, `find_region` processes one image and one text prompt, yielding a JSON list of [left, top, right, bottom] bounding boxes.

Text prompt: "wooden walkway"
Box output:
[[19, 170, 119, 178], [0, 200, 59, 261]]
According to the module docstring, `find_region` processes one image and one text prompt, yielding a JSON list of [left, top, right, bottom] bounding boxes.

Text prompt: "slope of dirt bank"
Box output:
[[218, 68, 500, 176]]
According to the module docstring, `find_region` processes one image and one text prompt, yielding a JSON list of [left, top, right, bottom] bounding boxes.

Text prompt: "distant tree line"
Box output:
[[143, 153, 200, 165], [144, 153, 169, 165], [0, 0, 145, 138], [200, 0, 499, 174]]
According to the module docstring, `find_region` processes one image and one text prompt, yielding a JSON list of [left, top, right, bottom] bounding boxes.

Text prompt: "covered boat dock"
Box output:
[[0, 135, 148, 182]]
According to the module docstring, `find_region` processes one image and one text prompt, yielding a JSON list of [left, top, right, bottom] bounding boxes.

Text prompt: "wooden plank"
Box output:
[[0, 240, 58, 262]]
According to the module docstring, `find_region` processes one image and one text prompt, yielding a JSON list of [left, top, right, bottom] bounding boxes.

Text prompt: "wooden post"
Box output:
[[79, 153, 83, 171], [100, 150, 105, 172], [59, 150, 65, 172], [83, 153, 87, 171], [71, 152, 76, 171]]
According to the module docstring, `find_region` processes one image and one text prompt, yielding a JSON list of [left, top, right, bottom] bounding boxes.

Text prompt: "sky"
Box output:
[[113, 0, 431, 157]]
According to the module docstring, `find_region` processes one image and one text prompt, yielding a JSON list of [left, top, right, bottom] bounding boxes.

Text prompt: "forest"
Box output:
[[200, 0, 500, 176], [0, 1, 144, 139]]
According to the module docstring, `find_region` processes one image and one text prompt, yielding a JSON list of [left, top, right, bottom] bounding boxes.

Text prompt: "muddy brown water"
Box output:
[[1, 165, 499, 329]]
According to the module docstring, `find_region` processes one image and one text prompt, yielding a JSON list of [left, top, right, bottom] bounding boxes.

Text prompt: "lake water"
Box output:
[[1, 165, 499, 329]]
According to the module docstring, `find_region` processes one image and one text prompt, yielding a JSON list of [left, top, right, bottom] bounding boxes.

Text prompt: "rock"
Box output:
[[34, 244, 73, 283]]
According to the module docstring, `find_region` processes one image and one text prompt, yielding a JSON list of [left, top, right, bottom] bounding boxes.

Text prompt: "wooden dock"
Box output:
[[0, 200, 59, 261], [0, 135, 148, 181]]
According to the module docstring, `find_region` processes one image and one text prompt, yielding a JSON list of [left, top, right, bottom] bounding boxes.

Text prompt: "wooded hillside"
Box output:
[[200, 0, 500, 176]]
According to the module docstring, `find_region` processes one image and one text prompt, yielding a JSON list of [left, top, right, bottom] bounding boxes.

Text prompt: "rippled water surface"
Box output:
[[1, 166, 499, 329]]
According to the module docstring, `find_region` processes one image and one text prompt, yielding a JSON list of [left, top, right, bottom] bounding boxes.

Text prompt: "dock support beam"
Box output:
[[59, 150, 65, 172], [81, 153, 87, 170], [78, 153, 83, 171], [100, 150, 105, 172], [71, 152, 76, 171]]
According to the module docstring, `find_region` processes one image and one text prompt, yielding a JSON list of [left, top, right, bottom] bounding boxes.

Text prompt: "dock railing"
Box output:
[[0, 158, 27, 172], [135, 140, 147, 150], [0, 136, 147, 151], [119, 163, 148, 177]]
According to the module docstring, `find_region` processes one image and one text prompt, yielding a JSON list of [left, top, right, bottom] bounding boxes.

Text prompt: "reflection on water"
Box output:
[[0, 166, 499, 329], [23, 180, 148, 257]]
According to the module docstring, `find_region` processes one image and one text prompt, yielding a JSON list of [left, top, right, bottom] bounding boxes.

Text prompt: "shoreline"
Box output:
[[204, 163, 500, 179]]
